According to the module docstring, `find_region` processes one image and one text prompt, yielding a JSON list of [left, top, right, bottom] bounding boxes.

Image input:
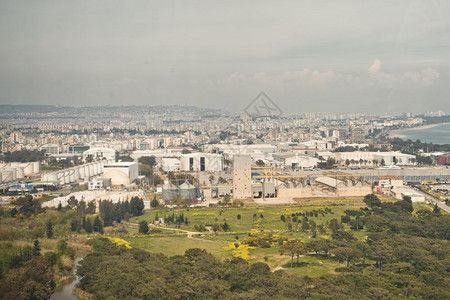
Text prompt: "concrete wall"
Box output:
[[336, 186, 372, 197], [278, 187, 314, 198]]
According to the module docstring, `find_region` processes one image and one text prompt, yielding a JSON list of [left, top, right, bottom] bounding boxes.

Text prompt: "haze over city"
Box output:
[[1, 0, 449, 113]]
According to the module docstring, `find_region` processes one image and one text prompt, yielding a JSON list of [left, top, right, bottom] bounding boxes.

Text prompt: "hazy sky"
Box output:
[[0, 1, 449, 114]]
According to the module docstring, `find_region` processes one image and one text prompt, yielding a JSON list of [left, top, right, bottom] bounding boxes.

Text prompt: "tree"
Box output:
[[86, 201, 96, 214], [14, 195, 44, 218], [57, 202, 62, 212], [118, 155, 134, 162], [138, 156, 156, 167], [280, 241, 295, 268], [380, 159, 386, 166], [221, 222, 230, 232], [371, 241, 392, 271], [331, 231, 357, 243], [150, 197, 159, 208], [77, 200, 87, 215], [46, 220, 53, 239], [93, 216, 103, 234], [130, 197, 145, 216], [33, 239, 41, 256], [355, 242, 369, 265], [433, 204, 441, 215], [139, 220, 149, 234], [333, 247, 362, 267], [363, 194, 381, 208], [301, 217, 309, 232], [67, 196, 78, 209], [256, 160, 265, 166], [85, 218, 93, 233], [328, 218, 340, 234]]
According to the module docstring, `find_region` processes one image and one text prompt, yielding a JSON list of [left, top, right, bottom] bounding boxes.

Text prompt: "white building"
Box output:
[[88, 178, 112, 190], [102, 162, 139, 186], [161, 158, 181, 172], [379, 176, 404, 187], [40, 144, 59, 155], [180, 153, 223, 172], [271, 153, 320, 170], [83, 147, 116, 162], [335, 151, 415, 166]]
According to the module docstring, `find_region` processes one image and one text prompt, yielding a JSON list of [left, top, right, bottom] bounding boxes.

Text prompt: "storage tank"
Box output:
[[0, 169, 15, 182], [23, 163, 34, 176], [16, 167, 25, 179], [33, 162, 40, 174], [78, 166, 85, 179]]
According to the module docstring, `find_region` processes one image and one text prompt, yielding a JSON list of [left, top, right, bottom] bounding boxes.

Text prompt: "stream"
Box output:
[[50, 257, 83, 300]]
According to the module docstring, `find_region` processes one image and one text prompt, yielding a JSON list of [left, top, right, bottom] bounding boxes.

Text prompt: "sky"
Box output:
[[0, 0, 449, 114]]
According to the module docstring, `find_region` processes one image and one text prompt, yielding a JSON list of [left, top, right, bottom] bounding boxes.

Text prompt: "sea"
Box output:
[[391, 123, 450, 145]]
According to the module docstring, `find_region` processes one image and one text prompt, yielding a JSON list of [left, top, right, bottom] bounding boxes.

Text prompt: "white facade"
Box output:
[[161, 158, 181, 172], [336, 151, 415, 166], [180, 153, 223, 172], [88, 178, 112, 190], [102, 162, 139, 186], [83, 147, 116, 162], [233, 155, 252, 199]]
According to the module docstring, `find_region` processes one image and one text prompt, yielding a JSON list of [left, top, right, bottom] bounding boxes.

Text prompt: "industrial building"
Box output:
[[161, 158, 181, 172], [180, 153, 223, 172], [379, 175, 404, 187], [83, 147, 116, 162], [232, 155, 252, 199], [88, 178, 112, 190], [271, 153, 320, 170], [102, 162, 138, 186], [40, 144, 59, 155], [162, 181, 201, 205], [335, 151, 416, 166]]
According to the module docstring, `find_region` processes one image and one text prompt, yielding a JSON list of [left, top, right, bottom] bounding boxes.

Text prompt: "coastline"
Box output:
[[389, 122, 450, 140]]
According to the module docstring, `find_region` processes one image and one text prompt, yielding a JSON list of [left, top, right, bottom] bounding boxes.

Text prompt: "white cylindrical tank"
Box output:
[[78, 166, 85, 179], [88, 165, 94, 177], [33, 162, 40, 174], [56, 171, 64, 185], [64, 170, 70, 184], [23, 163, 34, 176], [74, 168, 80, 181], [69, 169, 75, 182], [16, 167, 25, 179], [42, 172, 58, 182], [2, 169, 17, 181]]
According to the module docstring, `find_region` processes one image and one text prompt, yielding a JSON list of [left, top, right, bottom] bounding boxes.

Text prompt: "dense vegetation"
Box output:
[[1, 149, 45, 162], [76, 194, 450, 299]]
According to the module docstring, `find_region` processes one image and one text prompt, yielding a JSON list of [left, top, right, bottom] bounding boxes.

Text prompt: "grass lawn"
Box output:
[[130, 202, 366, 234], [123, 235, 232, 259], [123, 200, 432, 276]]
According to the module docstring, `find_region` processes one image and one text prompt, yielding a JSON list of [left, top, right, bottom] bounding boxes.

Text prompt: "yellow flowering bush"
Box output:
[[223, 242, 254, 260], [106, 237, 132, 249]]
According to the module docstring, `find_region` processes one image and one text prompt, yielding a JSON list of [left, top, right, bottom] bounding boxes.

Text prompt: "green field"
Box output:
[[125, 201, 375, 276]]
